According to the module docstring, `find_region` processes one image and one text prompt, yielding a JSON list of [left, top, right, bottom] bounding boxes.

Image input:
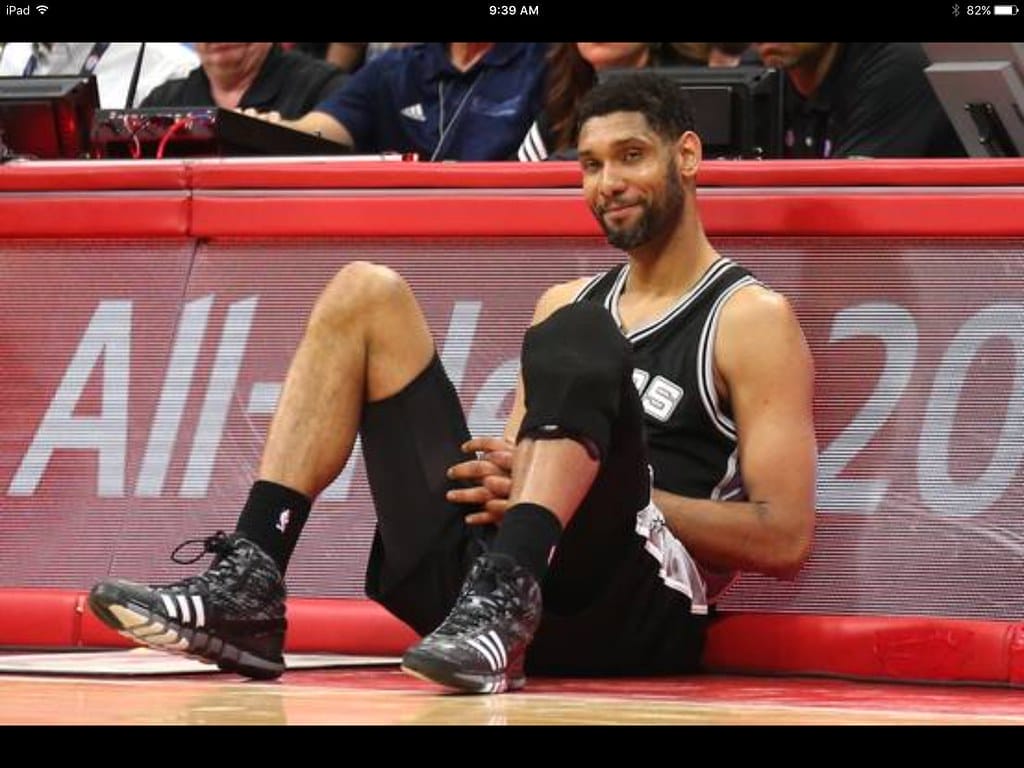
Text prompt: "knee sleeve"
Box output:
[[517, 303, 633, 460]]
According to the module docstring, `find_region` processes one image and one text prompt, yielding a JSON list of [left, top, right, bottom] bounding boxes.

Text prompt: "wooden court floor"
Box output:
[[3, 667, 1024, 725]]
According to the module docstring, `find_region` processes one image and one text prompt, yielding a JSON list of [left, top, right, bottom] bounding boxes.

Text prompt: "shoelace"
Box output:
[[163, 531, 245, 591], [170, 531, 236, 565], [441, 593, 504, 635], [439, 569, 524, 636]]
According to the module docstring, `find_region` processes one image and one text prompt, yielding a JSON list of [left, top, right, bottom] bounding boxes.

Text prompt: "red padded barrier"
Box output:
[[3, 160, 1024, 238], [79, 601, 135, 648], [190, 194, 594, 237], [698, 158, 1024, 188], [187, 158, 1024, 191], [0, 195, 191, 237], [703, 613, 1024, 686], [4, 158, 1024, 194], [0, 160, 189, 191], [188, 159, 580, 189], [4, 589, 1024, 685], [0, 589, 81, 646], [188, 192, 1024, 237], [286, 598, 418, 654]]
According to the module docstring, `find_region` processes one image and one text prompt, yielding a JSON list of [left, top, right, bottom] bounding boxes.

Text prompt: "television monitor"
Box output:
[[922, 43, 1024, 157], [598, 66, 784, 159], [0, 75, 99, 160]]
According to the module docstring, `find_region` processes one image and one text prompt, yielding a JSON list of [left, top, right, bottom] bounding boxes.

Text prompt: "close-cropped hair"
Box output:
[[575, 72, 696, 143]]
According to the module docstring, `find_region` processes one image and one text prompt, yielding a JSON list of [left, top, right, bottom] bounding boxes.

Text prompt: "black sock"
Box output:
[[235, 480, 311, 575], [490, 503, 562, 583]]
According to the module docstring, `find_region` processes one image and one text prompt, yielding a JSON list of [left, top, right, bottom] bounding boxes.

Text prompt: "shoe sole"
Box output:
[[400, 656, 525, 694], [87, 590, 284, 681]]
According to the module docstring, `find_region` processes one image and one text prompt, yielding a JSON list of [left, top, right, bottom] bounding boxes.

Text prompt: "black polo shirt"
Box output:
[[782, 42, 965, 158], [142, 45, 347, 120]]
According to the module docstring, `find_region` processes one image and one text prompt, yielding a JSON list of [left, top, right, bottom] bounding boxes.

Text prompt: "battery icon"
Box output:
[[994, 4, 1018, 13]]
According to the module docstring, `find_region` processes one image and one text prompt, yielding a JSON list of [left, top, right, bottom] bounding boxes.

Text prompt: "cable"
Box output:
[[156, 117, 191, 159]]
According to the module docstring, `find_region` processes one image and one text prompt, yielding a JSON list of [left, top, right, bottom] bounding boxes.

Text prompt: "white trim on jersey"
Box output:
[[603, 264, 630, 320], [696, 276, 758, 441], [710, 448, 739, 501], [609, 258, 735, 342], [572, 271, 608, 304]]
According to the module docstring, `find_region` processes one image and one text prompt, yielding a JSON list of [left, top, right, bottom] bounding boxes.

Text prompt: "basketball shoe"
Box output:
[[401, 552, 542, 693], [88, 531, 286, 680]]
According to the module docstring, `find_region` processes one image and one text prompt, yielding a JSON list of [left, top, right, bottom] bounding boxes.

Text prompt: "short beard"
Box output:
[[598, 162, 684, 252]]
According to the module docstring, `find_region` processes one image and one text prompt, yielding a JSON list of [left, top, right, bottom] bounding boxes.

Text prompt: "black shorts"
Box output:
[[362, 354, 706, 675]]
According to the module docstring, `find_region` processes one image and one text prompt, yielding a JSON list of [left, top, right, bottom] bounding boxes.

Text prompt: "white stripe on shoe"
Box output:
[[467, 637, 500, 671], [175, 594, 192, 624], [160, 593, 177, 619], [190, 595, 205, 628], [485, 631, 506, 668]]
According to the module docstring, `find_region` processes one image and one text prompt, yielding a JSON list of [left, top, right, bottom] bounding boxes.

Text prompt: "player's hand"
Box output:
[[238, 108, 283, 123], [446, 437, 514, 526]]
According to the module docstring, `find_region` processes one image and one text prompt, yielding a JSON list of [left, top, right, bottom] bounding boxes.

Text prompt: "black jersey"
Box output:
[[575, 257, 758, 502]]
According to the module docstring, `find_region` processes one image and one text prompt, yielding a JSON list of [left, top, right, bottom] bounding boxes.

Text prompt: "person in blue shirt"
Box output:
[[251, 43, 546, 161]]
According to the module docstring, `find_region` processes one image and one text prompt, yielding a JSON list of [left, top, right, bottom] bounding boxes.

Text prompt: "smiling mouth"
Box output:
[[604, 204, 639, 218]]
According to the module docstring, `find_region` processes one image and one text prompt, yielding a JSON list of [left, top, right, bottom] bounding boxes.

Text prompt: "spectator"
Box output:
[[143, 43, 346, 119], [755, 42, 966, 158], [667, 43, 758, 67], [262, 43, 547, 160], [0, 42, 197, 108]]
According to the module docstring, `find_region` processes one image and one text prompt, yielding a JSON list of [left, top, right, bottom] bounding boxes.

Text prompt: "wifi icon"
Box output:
[[35, 4, 48, 12]]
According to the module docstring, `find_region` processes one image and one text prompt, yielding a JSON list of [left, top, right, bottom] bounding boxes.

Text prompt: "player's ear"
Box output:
[[677, 130, 702, 179]]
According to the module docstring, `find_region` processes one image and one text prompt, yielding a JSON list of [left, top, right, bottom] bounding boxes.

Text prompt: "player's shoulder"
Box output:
[[716, 282, 808, 372], [721, 281, 794, 325], [533, 276, 595, 317]]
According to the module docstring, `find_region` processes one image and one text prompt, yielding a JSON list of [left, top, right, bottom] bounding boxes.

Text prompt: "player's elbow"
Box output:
[[765, 513, 814, 580]]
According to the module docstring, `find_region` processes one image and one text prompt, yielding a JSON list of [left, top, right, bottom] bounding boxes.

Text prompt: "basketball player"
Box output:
[[89, 73, 816, 693]]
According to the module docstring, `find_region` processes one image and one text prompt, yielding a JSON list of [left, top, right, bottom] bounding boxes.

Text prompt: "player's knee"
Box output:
[[313, 261, 412, 325], [519, 305, 633, 458], [523, 303, 630, 382]]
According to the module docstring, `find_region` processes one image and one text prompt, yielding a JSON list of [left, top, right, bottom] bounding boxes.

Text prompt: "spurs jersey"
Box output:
[[575, 257, 759, 606]]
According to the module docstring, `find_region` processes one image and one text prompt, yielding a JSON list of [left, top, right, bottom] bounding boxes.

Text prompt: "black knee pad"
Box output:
[[517, 303, 633, 459]]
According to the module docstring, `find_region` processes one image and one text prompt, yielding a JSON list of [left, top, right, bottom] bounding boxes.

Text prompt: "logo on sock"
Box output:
[[276, 509, 291, 534]]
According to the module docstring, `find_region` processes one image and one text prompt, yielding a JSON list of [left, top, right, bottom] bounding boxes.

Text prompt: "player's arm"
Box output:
[[653, 285, 816, 578]]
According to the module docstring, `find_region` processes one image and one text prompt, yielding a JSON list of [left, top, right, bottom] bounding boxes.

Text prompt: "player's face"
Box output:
[[578, 111, 684, 252]]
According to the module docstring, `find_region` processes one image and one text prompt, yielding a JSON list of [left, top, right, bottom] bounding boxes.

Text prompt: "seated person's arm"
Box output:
[[654, 285, 817, 578], [278, 111, 354, 147], [245, 51, 386, 151]]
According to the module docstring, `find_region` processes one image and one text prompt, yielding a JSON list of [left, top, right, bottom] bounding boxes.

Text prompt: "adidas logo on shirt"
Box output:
[[400, 103, 426, 122]]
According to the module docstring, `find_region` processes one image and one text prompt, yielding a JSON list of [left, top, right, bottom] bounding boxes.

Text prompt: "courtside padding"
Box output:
[[4, 159, 1024, 686], [1, 589, 1023, 687]]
